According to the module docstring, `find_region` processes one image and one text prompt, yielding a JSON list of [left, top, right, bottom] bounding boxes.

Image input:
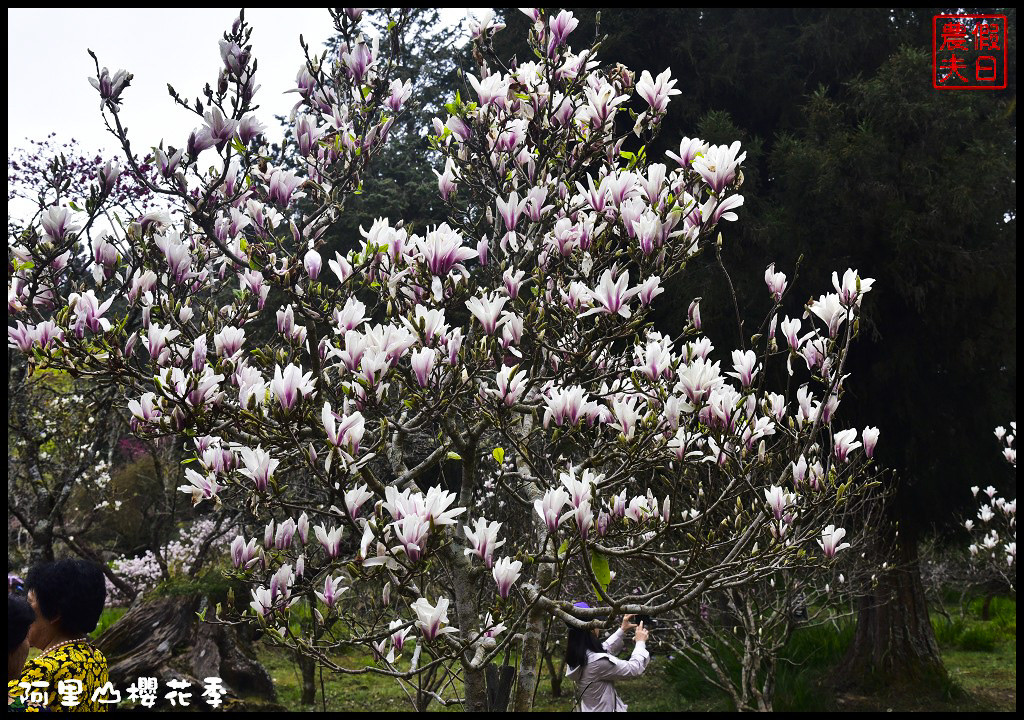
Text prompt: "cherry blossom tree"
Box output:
[[8, 8, 884, 711]]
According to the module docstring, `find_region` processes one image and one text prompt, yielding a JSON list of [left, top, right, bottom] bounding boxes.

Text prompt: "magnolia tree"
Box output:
[[963, 423, 1016, 592], [8, 9, 883, 711]]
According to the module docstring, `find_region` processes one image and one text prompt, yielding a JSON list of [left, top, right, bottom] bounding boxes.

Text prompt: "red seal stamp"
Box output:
[[933, 14, 1007, 89]]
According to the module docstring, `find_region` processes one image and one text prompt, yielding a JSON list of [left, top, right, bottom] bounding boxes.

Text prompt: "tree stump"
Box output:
[[96, 594, 279, 709]]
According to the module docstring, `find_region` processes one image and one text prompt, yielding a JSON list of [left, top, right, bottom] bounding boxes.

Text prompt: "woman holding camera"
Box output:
[[565, 604, 650, 712]]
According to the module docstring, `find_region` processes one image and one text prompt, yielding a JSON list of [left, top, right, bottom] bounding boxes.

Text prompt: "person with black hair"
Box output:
[[565, 602, 650, 712], [6, 559, 110, 712], [8, 594, 44, 711]]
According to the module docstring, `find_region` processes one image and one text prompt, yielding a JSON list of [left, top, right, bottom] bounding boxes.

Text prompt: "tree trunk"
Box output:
[[96, 594, 279, 709], [839, 527, 944, 684], [297, 651, 316, 705]]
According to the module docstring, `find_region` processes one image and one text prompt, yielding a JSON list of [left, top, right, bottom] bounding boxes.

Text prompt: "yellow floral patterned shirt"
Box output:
[[8, 641, 109, 712]]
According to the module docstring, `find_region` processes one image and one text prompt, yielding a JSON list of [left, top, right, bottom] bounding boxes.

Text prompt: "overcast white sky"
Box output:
[[7, 8, 480, 158]]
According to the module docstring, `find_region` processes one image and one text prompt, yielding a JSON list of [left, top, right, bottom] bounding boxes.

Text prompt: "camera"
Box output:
[[635, 613, 656, 628]]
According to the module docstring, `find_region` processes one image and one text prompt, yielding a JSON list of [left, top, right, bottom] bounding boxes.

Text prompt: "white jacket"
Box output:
[[565, 628, 650, 712]]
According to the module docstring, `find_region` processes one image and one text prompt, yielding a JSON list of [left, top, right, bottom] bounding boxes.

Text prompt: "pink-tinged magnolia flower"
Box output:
[[780, 317, 803, 351], [818, 525, 851, 558], [385, 78, 412, 112], [547, 10, 579, 54], [692, 141, 746, 194], [410, 347, 437, 387], [238, 445, 279, 492], [666, 136, 709, 168], [231, 535, 259, 569], [238, 114, 266, 144], [314, 524, 344, 558], [496, 191, 528, 233], [494, 365, 528, 406], [700, 193, 745, 224], [68, 290, 113, 336], [728, 349, 760, 388], [574, 500, 595, 540], [832, 268, 875, 308], [636, 68, 680, 114], [632, 340, 673, 381], [561, 466, 602, 508], [322, 402, 366, 453], [214, 326, 245, 357], [467, 72, 510, 109], [297, 512, 309, 545], [268, 168, 304, 206], [580, 269, 638, 318], [534, 488, 571, 532], [503, 268, 526, 299], [316, 575, 348, 609], [432, 158, 456, 201], [446, 115, 471, 142], [304, 248, 322, 280], [8, 321, 34, 352], [412, 596, 457, 640], [394, 515, 430, 562], [358, 522, 376, 561], [625, 495, 651, 523], [144, 323, 180, 361], [329, 252, 353, 283], [128, 392, 161, 422], [345, 483, 374, 519], [420, 223, 477, 276], [610, 492, 626, 520], [389, 619, 412, 655], [792, 455, 808, 485], [492, 557, 523, 599], [765, 263, 788, 302], [178, 467, 223, 506], [275, 518, 296, 549], [636, 276, 664, 305], [423, 486, 466, 526], [342, 36, 376, 82], [833, 428, 861, 463], [543, 385, 595, 427], [764, 485, 794, 521], [466, 292, 508, 335], [676, 357, 722, 405], [463, 517, 505, 568], [481, 612, 507, 639], [862, 426, 880, 459], [250, 586, 273, 618], [468, 9, 505, 39], [688, 298, 702, 330], [609, 395, 642, 440], [294, 113, 326, 157], [271, 363, 315, 411], [403, 305, 449, 345], [808, 293, 849, 338]]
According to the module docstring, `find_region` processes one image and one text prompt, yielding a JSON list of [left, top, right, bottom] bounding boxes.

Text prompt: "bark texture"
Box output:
[[96, 594, 279, 708], [839, 530, 945, 684]]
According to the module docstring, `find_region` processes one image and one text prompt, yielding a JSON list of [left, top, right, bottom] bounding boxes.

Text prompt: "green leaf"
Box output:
[[68, 201, 81, 211], [591, 551, 611, 596], [446, 451, 462, 461], [492, 447, 505, 464], [557, 540, 569, 559]]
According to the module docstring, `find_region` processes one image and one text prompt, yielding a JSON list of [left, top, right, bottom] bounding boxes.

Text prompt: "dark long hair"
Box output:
[[565, 625, 604, 669]]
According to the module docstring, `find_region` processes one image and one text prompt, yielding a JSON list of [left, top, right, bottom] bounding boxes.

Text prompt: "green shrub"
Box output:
[[932, 617, 966, 647], [956, 626, 999, 652], [91, 607, 128, 639]]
